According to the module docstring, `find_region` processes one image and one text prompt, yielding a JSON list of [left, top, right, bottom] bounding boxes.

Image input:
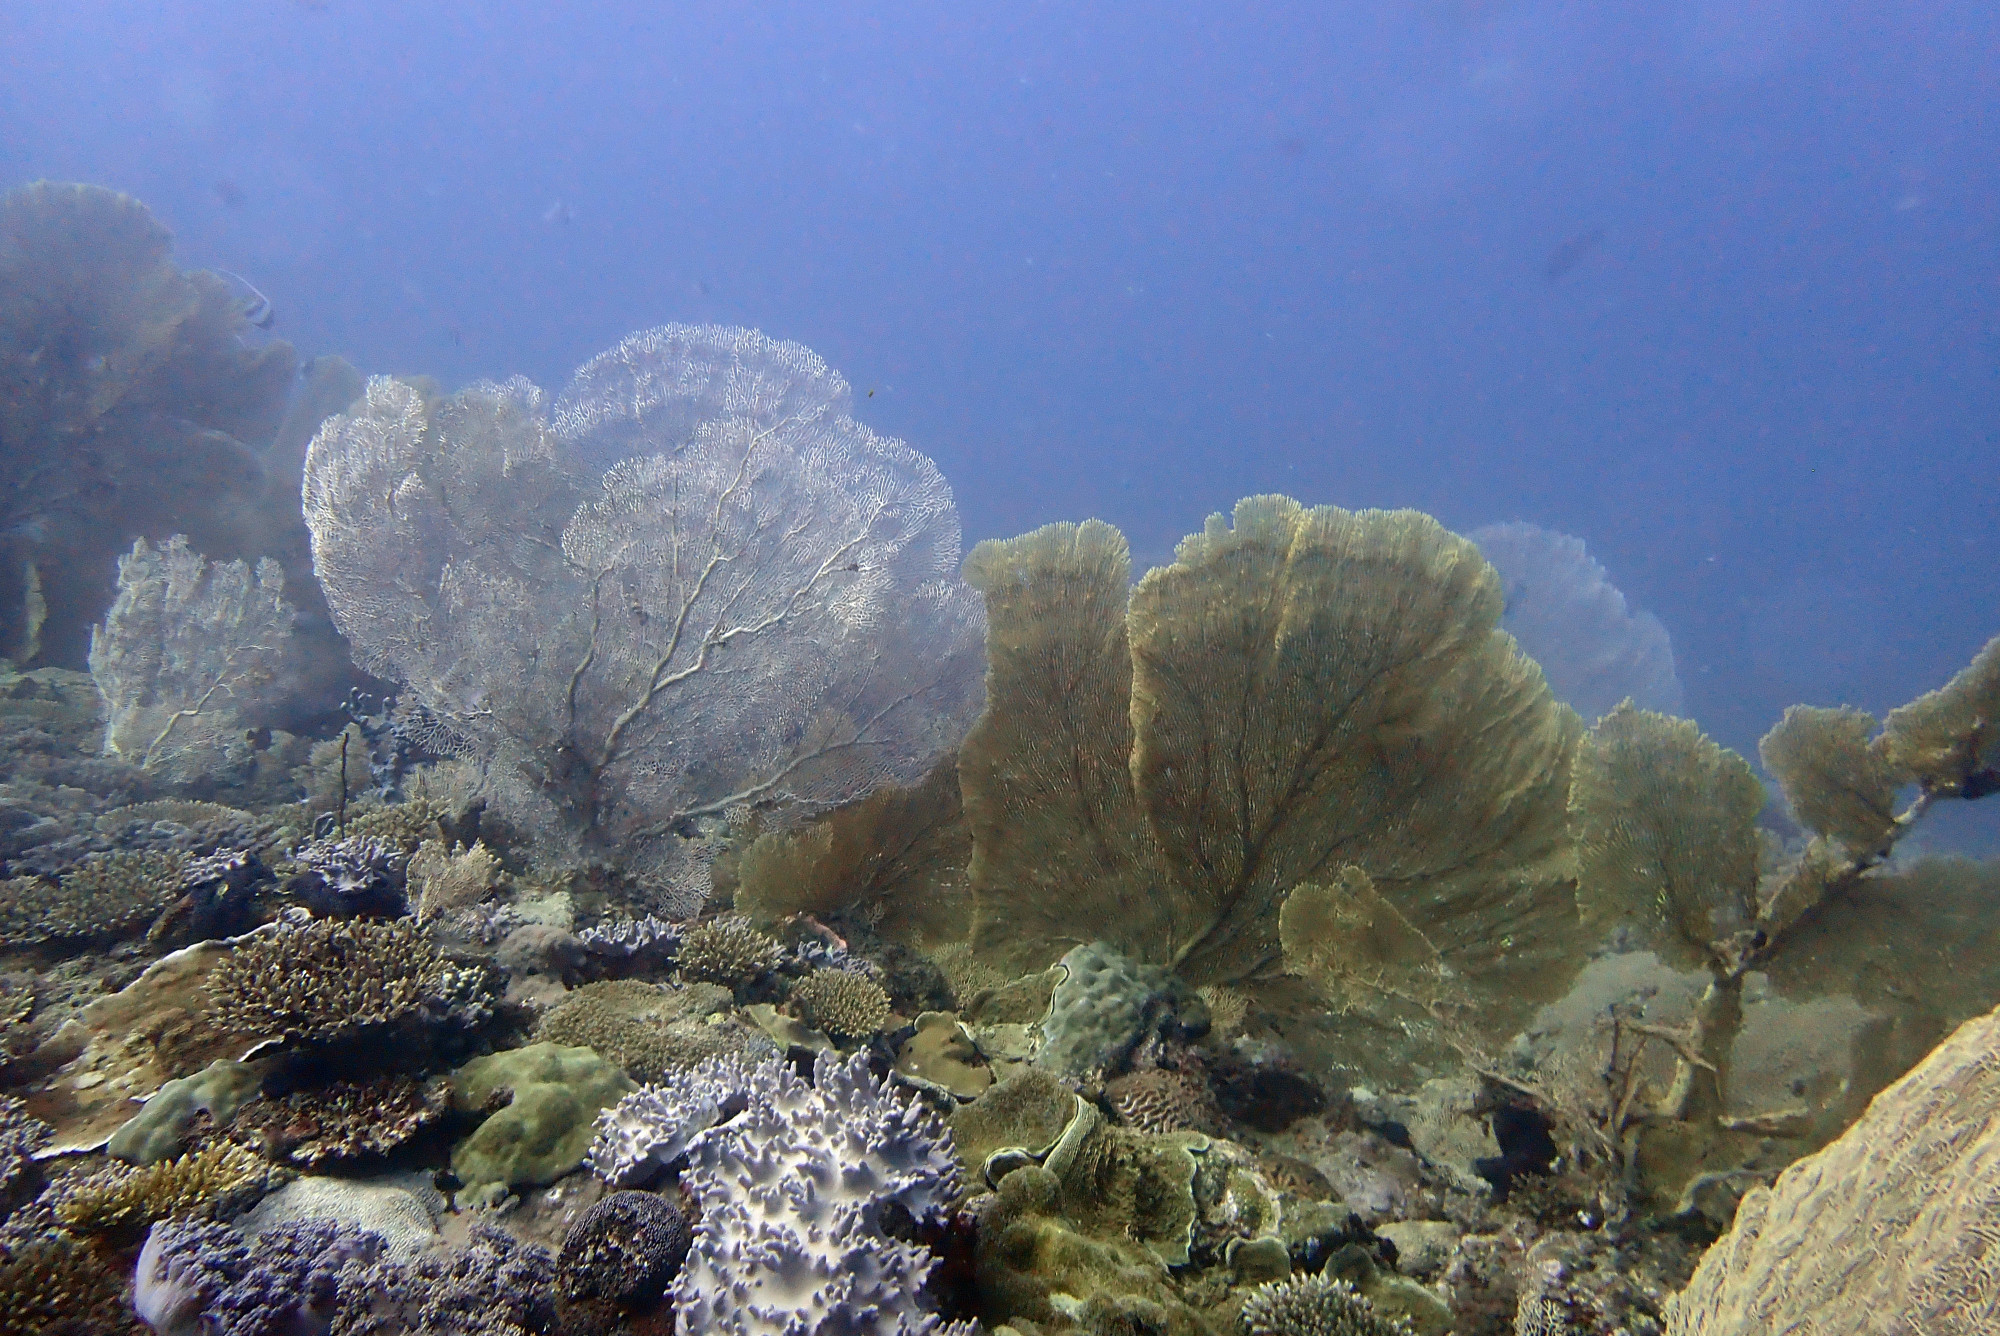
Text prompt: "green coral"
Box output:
[[534, 980, 749, 1081], [449, 1042, 634, 1196], [108, 1057, 265, 1164]]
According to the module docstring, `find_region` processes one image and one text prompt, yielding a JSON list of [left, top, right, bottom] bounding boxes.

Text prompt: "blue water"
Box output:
[[5, 0, 1995, 767]]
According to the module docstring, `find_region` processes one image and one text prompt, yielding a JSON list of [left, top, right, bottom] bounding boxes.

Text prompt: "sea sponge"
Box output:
[[1239, 1273, 1414, 1336], [789, 967, 893, 1039], [202, 917, 459, 1046], [675, 915, 783, 986], [0, 849, 187, 948], [556, 1190, 692, 1308], [54, 1141, 277, 1238]]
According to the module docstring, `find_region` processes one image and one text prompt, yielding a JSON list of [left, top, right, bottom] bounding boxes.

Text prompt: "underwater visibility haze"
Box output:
[[0, 2, 1996, 1334]]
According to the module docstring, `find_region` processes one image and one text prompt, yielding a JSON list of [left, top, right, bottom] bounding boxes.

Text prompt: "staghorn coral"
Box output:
[[672, 1049, 963, 1336], [203, 917, 464, 1046], [88, 535, 296, 784], [733, 753, 974, 948], [54, 1141, 276, 1237], [0, 181, 296, 670], [0, 1223, 129, 1336], [676, 915, 783, 986], [1666, 1000, 2000, 1335], [789, 966, 893, 1039], [302, 325, 986, 880], [1469, 521, 1684, 722], [227, 1076, 451, 1168], [961, 500, 1585, 1055], [1240, 1273, 1415, 1336]]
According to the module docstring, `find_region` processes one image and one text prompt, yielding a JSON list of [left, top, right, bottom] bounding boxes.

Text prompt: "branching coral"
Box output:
[[0, 1224, 129, 1335], [227, 1076, 451, 1168], [88, 534, 296, 783], [789, 967, 893, 1039], [0, 848, 186, 948], [962, 499, 1585, 1056], [202, 918, 465, 1046], [1240, 1273, 1414, 1336], [302, 325, 986, 885], [54, 1141, 276, 1237], [0, 181, 296, 669], [676, 915, 783, 986]]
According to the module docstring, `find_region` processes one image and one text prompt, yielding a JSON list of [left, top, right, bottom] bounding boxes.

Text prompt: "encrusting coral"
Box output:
[[535, 979, 753, 1081], [0, 181, 297, 669]]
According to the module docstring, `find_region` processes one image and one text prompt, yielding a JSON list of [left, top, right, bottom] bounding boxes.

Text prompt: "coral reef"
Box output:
[[676, 914, 784, 986], [203, 917, 477, 1046], [55, 1141, 276, 1238], [302, 326, 986, 877], [409, 839, 501, 923], [1240, 1273, 1414, 1336], [588, 1053, 757, 1188], [960, 501, 1585, 1066], [1038, 941, 1208, 1077], [576, 914, 681, 970], [0, 1094, 50, 1212], [88, 534, 296, 784], [1105, 1069, 1223, 1136], [449, 1042, 635, 1196], [535, 979, 758, 1081], [555, 1189, 692, 1330], [0, 181, 296, 669], [1667, 999, 2000, 1334], [227, 1076, 451, 1168], [239, 1175, 441, 1263], [671, 1050, 963, 1336], [133, 1215, 378, 1336], [110, 1057, 266, 1163], [286, 833, 407, 918], [789, 966, 893, 1039]]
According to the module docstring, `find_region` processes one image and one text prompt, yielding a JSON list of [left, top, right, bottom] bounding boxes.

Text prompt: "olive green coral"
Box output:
[[535, 979, 748, 1081], [1240, 1273, 1413, 1336], [203, 917, 456, 1045], [789, 968, 894, 1039], [1759, 705, 1907, 854], [1878, 633, 2000, 795]]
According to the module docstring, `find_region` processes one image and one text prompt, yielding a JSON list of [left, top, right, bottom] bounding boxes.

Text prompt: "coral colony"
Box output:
[[1, 178, 1999, 1336]]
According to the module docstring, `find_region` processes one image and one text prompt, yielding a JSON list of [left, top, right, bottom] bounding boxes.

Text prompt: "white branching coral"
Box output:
[[303, 325, 986, 890], [87, 535, 295, 783]]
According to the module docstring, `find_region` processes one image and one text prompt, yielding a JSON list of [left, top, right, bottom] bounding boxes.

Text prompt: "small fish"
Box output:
[[1542, 228, 1605, 284], [214, 269, 277, 329]]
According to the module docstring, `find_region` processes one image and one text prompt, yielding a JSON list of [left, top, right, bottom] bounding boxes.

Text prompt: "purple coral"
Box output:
[[289, 834, 408, 918], [588, 1053, 755, 1187], [133, 1217, 383, 1336]]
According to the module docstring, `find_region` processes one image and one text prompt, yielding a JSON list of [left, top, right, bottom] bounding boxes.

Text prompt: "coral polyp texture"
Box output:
[[789, 966, 894, 1039], [1667, 1000, 2000, 1335], [301, 324, 986, 881], [1239, 1273, 1414, 1336], [675, 914, 784, 986], [668, 1050, 963, 1336], [202, 917, 463, 1045]]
